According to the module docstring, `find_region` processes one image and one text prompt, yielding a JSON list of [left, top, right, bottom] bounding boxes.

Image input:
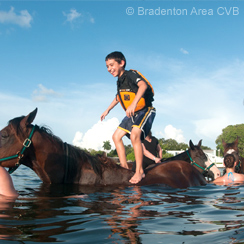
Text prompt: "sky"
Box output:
[[0, 0, 244, 151]]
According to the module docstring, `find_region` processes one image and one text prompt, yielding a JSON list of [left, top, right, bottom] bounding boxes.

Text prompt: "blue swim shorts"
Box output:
[[118, 107, 156, 140]]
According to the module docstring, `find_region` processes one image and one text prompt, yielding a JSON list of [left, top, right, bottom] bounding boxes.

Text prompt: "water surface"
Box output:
[[1, 166, 244, 243]]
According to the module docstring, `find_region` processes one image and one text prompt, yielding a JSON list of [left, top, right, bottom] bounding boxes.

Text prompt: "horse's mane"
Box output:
[[9, 116, 63, 143], [35, 125, 120, 178], [63, 145, 122, 183], [8, 116, 25, 137], [9, 116, 120, 180], [67, 146, 121, 178]]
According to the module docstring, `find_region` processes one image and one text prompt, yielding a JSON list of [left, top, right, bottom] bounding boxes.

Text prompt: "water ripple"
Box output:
[[0, 167, 244, 243]]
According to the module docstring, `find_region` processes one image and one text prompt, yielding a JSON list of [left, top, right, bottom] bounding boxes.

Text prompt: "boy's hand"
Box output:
[[100, 110, 108, 121], [126, 80, 147, 118], [100, 98, 119, 121], [126, 103, 137, 117]]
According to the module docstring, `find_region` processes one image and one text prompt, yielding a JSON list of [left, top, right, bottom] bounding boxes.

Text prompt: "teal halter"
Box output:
[[0, 125, 36, 174], [186, 150, 215, 173]]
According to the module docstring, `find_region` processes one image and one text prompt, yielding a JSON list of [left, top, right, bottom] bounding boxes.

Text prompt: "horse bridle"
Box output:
[[0, 125, 70, 183], [0, 125, 36, 174], [186, 150, 215, 175]]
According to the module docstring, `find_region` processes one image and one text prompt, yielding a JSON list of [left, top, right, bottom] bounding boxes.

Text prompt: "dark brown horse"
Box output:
[[160, 140, 220, 180], [131, 140, 220, 181], [0, 108, 207, 188], [223, 138, 244, 174]]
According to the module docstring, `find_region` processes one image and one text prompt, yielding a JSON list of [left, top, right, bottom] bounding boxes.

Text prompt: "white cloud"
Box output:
[[142, 55, 244, 148], [0, 7, 32, 28], [63, 9, 81, 23], [32, 84, 62, 102], [63, 9, 95, 27], [89, 15, 95, 24], [72, 118, 119, 151], [180, 48, 189, 55], [158, 125, 185, 143]]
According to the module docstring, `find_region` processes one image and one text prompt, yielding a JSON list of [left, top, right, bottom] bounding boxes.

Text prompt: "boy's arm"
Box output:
[[101, 97, 119, 121], [126, 80, 147, 117]]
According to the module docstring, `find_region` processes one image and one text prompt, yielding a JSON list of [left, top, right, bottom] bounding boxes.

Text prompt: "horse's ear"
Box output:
[[189, 140, 195, 150], [20, 108, 38, 127], [198, 139, 202, 147], [234, 137, 238, 145], [222, 139, 226, 146]]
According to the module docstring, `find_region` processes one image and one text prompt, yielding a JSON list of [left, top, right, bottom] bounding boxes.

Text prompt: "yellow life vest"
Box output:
[[117, 70, 154, 112]]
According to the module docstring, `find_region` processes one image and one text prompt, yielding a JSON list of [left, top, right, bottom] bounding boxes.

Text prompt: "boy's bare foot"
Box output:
[[129, 172, 145, 184]]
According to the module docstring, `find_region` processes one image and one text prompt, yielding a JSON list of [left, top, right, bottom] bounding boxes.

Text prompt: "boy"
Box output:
[[100, 51, 156, 184], [213, 153, 244, 185]]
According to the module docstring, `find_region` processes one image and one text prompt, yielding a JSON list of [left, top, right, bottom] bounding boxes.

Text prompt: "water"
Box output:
[[1, 166, 244, 244]]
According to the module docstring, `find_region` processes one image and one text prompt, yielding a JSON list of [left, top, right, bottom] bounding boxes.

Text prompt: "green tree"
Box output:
[[201, 145, 212, 150], [107, 149, 117, 157], [158, 137, 212, 159], [88, 149, 104, 156], [215, 124, 244, 157], [162, 152, 174, 160], [103, 140, 112, 151], [107, 144, 135, 160], [164, 138, 179, 150], [127, 151, 135, 161], [159, 138, 188, 151], [125, 145, 133, 155], [124, 145, 134, 161], [178, 142, 189, 151]]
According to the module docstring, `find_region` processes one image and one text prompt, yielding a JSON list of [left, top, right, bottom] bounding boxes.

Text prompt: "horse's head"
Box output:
[[222, 138, 242, 173], [189, 140, 220, 180], [0, 108, 37, 168], [223, 138, 239, 155]]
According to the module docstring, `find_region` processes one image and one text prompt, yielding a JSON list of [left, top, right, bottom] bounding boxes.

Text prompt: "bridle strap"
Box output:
[[186, 150, 194, 163], [186, 150, 215, 173], [0, 125, 36, 174]]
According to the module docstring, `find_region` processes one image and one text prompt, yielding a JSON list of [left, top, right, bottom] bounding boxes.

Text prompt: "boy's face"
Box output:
[[106, 59, 125, 78]]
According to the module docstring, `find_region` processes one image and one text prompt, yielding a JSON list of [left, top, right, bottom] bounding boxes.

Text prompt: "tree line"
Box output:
[[92, 138, 211, 161], [84, 124, 244, 160]]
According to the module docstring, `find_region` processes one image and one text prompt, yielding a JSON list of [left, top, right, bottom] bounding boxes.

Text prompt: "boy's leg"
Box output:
[[112, 128, 129, 169], [129, 127, 145, 184]]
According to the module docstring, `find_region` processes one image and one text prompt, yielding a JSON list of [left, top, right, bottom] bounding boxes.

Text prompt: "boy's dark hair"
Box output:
[[105, 51, 126, 68], [224, 154, 236, 168]]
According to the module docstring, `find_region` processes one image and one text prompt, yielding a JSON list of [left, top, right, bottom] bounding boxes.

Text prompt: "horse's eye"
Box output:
[[0, 131, 9, 139]]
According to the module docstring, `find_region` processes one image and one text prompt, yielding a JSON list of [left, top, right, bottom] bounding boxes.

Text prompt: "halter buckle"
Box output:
[[17, 151, 24, 160], [23, 138, 32, 148]]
